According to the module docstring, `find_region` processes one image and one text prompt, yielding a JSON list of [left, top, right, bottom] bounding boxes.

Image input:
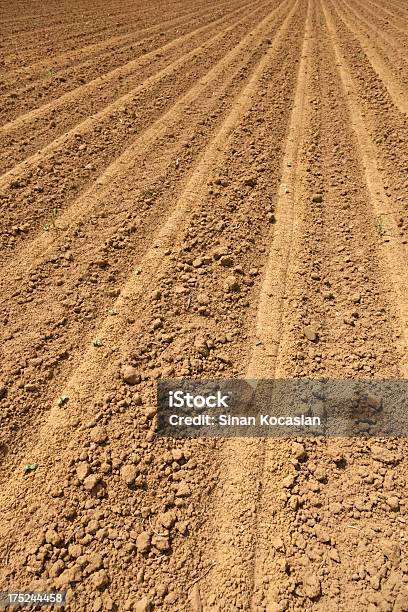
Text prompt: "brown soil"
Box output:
[[0, 0, 407, 610]]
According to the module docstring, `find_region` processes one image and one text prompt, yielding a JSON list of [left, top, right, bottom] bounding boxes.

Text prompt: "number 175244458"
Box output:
[[0, 592, 65, 607]]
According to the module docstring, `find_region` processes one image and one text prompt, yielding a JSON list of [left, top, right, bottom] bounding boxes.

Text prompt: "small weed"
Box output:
[[43, 208, 58, 231], [58, 394, 69, 407], [24, 463, 38, 474], [108, 308, 118, 316], [376, 215, 386, 237], [375, 213, 398, 239], [93, 337, 103, 347]]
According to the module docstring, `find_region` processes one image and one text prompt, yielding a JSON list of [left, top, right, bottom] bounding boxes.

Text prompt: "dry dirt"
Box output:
[[0, 0, 408, 609]]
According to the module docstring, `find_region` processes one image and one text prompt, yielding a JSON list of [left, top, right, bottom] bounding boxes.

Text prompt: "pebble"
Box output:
[[270, 536, 284, 551], [55, 566, 82, 588], [197, 293, 210, 306], [24, 383, 38, 392], [152, 534, 170, 551], [312, 194, 323, 203], [220, 255, 233, 267], [314, 466, 327, 482], [172, 449, 184, 462], [303, 326, 318, 342], [76, 462, 91, 482], [135, 598, 152, 612], [292, 442, 307, 461], [45, 529, 62, 546], [90, 426, 107, 445], [224, 275, 240, 293], [304, 573, 321, 599], [371, 444, 397, 464], [136, 531, 151, 553], [120, 464, 138, 486], [366, 395, 382, 411], [212, 246, 228, 260], [380, 540, 400, 565], [49, 560, 65, 577], [176, 482, 191, 497], [217, 353, 232, 365], [91, 569, 109, 591], [314, 524, 331, 543], [194, 337, 209, 357], [386, 495, 400, 511], [95, 259, 108, 269], [328, 548, 340, 563], [87, 553, 103, 572], [83, 474, 100, 491], [158, 510, 177, 529], [281, 474, 296, 489], [69, 544, 83, 559], [121, 365, 141, 385]]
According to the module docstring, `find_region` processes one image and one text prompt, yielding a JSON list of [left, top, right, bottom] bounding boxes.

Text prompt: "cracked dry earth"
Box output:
[[0, 0, 408, 610]]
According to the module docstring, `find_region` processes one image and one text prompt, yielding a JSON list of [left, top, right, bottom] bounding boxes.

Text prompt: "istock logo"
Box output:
[[168, 390, 230, 409]]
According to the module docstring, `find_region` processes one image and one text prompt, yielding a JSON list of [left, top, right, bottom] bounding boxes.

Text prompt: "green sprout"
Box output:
[[44, 208, 58, 231], [24, 463, 38, 474]]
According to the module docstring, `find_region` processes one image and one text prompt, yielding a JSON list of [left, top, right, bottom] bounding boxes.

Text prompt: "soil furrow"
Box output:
[[0, 0, 294, 478], [0, 0, 183, 48], [251, 4, 408, 609], [0, 0, 188, 63], [351, 0, 408, 41], [356, 0, 408, 21], [330, 0, 408, 115], [338, 0, 408, 70], [221, 0, 408, 607], [0, 0, 289, 273], [191, 0, 408, 607], [0, 1, 281, 252], [322, 1, 408, 375], [322, 1, 408, 255], [0, 4, 308, 609], [1, 1, 408, 610], [197, 3, 312, 609], [0, 0, 262, 168], [358, 0, 408, 29], [0, 0, 248, 101]]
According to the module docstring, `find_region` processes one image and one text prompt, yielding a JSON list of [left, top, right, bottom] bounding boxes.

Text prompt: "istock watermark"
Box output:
[[157, 379, 408, 437], [168, 390, 230, 409]]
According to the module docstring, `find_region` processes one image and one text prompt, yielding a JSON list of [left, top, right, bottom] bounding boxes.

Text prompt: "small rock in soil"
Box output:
[[303, 325, 318, 342], [120, 464, 138, 486], [121, 365, 141, 385], [76, 462, 91, 481], [136, 531, 151, 553], [90, 426, 107, 445], [135, 598, 152, 612], [224, 275, 240, 293], [83, 474, 100, 491]]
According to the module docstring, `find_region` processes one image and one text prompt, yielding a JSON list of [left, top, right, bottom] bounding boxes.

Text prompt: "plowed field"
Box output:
[[0, 0, 407, 609]]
